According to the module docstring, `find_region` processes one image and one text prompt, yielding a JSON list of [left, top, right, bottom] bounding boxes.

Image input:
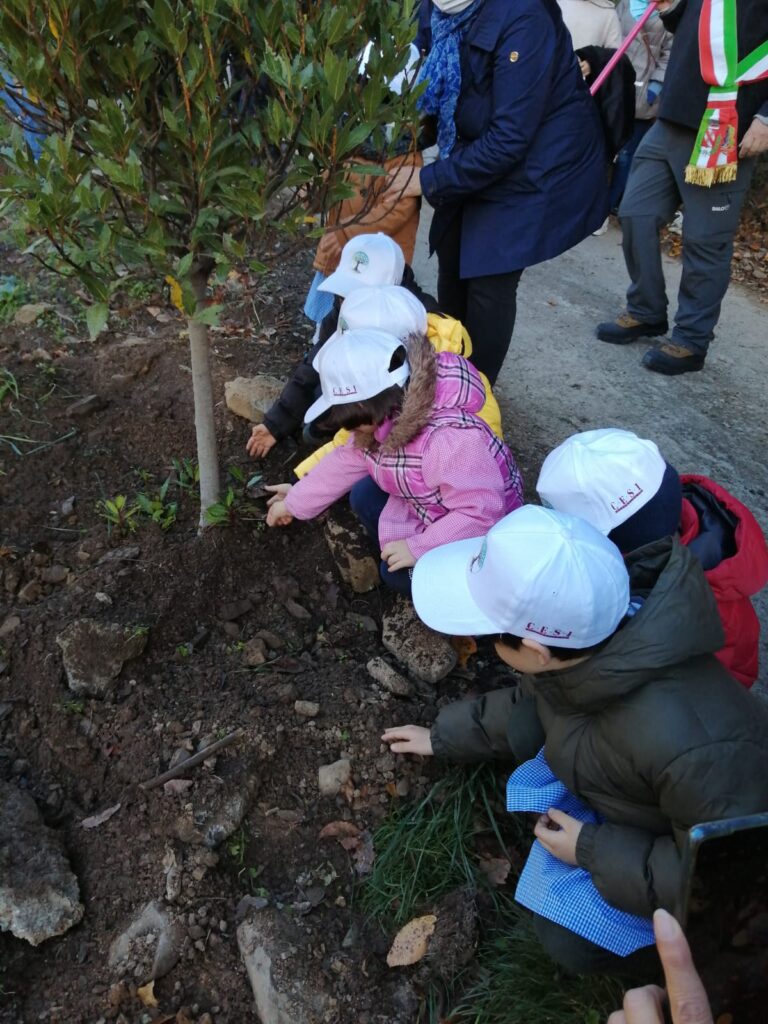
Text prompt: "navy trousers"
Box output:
[[349, 477, 412, 596]]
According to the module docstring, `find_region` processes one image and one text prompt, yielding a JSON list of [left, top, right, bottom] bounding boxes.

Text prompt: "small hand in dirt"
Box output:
[[381, 725, 433, 756], [266, 498, 293, 528], [533, 808, 583, 866], [264, 483, 293, 506], [246, 423, 277, 459], [381, 540, 416, 573], [607, 909, 713, 1024]]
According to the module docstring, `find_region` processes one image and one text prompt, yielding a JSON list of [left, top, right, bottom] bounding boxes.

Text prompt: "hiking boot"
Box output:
[[596, 312, 669, 345], [642, 342, 705, 376]]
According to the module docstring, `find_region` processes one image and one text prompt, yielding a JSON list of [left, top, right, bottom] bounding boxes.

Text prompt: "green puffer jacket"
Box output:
[[431, 537, 768, 919]]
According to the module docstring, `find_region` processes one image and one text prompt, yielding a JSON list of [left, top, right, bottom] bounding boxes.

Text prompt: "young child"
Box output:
[[536, 428, 768, 687], [247, 233, 434, 458], [265, 327, 523, 593], [382, 505, 768, 976], [292, 284, 503, 480]]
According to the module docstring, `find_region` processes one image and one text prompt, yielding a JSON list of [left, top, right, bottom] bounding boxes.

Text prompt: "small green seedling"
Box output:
[[176, 643, 191, 658], [57, 698, 86, 714], [136, 476, 178, 530], [96, 495, 140, 536], [171, 456, 200, 492], [126, 624, 150, 642], [0, 368, 20, 403]]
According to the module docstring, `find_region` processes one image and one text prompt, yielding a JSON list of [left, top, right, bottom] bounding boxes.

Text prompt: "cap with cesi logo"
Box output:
[[536, 428, 666, 534], [304, 327, 410, 424], [411, 504, 630, 647], [318, 233, 405, 298]]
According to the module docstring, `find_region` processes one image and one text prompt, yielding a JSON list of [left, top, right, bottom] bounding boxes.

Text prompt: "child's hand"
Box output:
[[579, 59, 591, 79], [265, 483, 293, 506], [381, 540, 416, 573], [533, 808, 583, 866], [266, 499, 293, 528], [246, 423, 277, 459], [381, 725, 433, 756]]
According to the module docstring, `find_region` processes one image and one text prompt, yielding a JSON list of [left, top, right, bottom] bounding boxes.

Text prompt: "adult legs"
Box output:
[[532, 915, 661, 980], [435, 210, 469, 323], [349, 478, 412, 595], [618, 120, 682, 326], [667, 149, 755, 357], [462, 269, 524, 385]]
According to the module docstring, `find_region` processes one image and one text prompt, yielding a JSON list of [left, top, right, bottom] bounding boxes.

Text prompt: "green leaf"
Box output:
[[86, 302, 109, 339], [193, 303, 223, 326]]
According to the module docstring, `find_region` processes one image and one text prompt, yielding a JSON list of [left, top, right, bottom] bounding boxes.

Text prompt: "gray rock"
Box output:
[[323, 513, 380, 594], [254, 629, 284, 651], [172, 762, 258, 849], [0, 782, 84, 945], [218, 598, 253, 621], [56, 619, 147, 698], [242, 637, 267, 667], [0, 616, 21, 639], [14, 302, 51, 325], [108, 900, 183, 981], [382, 598, 456, 684], [41, 564, 69, 584], [366, 657, 414, 697], [17, 579, 41, 603], [283, 598, 311, 621], [294, 700, 319, 718], [98, 545, 140, 564], [318, 758, 351, 797], [237, 906, 329, 1024], [224, 375, 284, 423]]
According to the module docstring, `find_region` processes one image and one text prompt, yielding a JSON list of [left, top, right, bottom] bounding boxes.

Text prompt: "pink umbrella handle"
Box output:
[[590, 1, 660, 96]]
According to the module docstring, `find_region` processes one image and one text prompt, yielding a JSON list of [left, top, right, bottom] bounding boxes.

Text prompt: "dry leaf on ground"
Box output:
[[319, 821, 376, 876], [81, 803, 121, 829], [386, 914, 437, 967], [137, 980, 158, 1007], [450, 635, 478, 669], [318, 820, 360, 841]]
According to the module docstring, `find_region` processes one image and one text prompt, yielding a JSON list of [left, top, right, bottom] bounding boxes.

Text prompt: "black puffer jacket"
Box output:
[[431, 538, 768, 918]]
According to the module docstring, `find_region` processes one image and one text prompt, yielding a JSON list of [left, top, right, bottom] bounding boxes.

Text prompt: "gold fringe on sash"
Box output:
[[684, 163, 739, 187]]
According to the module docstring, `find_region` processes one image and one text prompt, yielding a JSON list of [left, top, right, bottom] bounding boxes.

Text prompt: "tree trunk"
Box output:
[[188, 269, 220, 529]]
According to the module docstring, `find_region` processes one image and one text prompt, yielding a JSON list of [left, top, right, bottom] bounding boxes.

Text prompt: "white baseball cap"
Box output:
[[358, 42, 420, 95], [338, 285, 427, 339], [305, 327, 410, 424], [318, 233, 405, 298], [411, 505, 630, 646], [536, 428, 666, 534]]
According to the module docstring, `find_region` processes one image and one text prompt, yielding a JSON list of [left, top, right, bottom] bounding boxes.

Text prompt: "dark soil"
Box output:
[[0, 243, 519, 1024]]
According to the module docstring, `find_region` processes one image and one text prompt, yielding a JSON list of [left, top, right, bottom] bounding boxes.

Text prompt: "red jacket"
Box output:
[[680, 475, 768, 688]]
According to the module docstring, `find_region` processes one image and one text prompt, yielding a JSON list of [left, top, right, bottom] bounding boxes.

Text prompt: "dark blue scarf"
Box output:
[[416, 2, 481, 157]]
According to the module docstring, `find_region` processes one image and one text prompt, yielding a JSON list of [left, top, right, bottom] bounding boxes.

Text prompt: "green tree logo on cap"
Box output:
[[352, 251, 369, 273]]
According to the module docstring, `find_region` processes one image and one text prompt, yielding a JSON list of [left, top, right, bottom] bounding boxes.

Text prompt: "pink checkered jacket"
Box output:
[[284, 335, 523, 560]]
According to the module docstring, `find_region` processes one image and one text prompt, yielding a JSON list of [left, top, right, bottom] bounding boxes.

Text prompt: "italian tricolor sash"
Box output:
[[687, 0, 768, 186]]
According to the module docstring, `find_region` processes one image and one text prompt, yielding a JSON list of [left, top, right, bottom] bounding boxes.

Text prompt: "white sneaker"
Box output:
[[592, 217, 609, 237]]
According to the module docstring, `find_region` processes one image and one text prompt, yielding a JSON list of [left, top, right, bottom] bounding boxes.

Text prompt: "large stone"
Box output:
[[172, 760, 258, 849], [56, 619, 147, 698], [318, 758, 351, 797], [323, 512, 380, 594], [14, 302, 51, 325], [224, 375, 284, 423], [0, 782, 84, 945], [237, 906, 330, 1024], [382, 598, 457, 684], [108, 900, 184, 981]]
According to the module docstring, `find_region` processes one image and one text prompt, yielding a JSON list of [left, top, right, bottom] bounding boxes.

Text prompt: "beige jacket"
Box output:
[[557, 0, 623, 50]]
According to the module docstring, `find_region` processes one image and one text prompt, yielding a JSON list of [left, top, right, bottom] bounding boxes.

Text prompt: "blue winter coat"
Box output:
[[420, 0, 609, 278]]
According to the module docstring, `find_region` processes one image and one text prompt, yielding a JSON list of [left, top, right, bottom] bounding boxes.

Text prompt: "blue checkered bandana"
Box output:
[[507, 749, 655, 956]]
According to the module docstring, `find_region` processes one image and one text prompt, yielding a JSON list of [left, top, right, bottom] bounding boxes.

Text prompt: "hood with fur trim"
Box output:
[[373, 332, 486, 452]]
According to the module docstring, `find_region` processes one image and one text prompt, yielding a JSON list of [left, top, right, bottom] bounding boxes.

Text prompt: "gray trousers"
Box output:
[[619, 119, 755, 356]]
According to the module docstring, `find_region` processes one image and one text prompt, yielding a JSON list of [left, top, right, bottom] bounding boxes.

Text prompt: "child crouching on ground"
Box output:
[[382, 506, 768, 976], [265, 328, 523, 593], [292, 284, 503, 480], [536, 428, 768, 687]]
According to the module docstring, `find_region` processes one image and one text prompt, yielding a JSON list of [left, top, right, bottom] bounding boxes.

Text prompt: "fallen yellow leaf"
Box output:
[[137, 981, 158, 1008], [386, 914, 437, 968], [450, 635, 478, 669]]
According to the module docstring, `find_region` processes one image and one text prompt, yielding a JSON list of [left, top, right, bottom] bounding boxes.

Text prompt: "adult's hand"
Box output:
[[606, 909, 713, 1024], [739, 118, 768, 159]]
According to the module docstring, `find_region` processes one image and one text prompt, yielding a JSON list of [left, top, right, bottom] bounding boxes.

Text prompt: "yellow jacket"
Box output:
[[294, 313, 503, 479]]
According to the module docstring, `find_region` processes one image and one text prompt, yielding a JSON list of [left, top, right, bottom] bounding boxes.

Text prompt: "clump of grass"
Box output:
[[445, 896, 624, 1024], [361, 765, 518, 927], [361, 766, 625, 1024]]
